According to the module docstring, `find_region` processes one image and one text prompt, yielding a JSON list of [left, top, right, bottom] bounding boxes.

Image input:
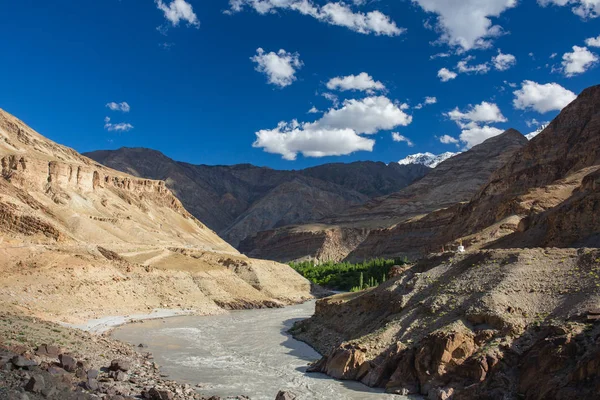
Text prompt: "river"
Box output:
[[112, 301, 410, 400]]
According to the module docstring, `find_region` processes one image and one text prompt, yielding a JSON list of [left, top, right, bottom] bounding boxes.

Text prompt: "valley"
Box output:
[[1, 82, 599, 399]]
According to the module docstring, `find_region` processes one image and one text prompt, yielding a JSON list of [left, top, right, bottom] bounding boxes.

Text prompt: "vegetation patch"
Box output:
[[289, 258, 407, 291]]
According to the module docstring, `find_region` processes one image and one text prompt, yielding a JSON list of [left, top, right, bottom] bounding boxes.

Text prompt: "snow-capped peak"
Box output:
[[398, 152, 458, 168], [525, 124, 548, 140]]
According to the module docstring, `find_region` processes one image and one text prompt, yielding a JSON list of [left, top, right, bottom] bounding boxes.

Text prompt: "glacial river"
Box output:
[[112, 301, 411, 400]]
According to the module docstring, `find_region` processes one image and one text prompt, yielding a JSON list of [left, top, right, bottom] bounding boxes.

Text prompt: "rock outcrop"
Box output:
[[0, 108, 311, 324], [293, 248, 600, 399], [85, 148, 429, 246]]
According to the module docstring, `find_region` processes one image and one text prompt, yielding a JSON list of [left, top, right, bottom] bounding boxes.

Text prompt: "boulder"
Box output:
[[59, 354, 77, 372], [110, 359, 131, 372], [275, 391, 298, 400], [24, 374, 45, 393], [11, 355, 38, 368], [35, 344, 60, 358], [324, 345, 367, 380]]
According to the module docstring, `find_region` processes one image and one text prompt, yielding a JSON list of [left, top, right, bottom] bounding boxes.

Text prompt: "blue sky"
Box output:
[[1, 0, 599, 169]]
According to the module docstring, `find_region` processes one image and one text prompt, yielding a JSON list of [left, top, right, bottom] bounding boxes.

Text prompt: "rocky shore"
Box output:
[[0, 313, 299, 400], [292, 248, 600, 399]]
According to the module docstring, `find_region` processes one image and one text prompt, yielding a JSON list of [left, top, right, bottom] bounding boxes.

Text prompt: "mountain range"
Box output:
[[85, 149, 430, 246]]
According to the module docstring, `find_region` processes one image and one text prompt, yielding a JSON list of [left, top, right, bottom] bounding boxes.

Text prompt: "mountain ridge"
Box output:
[[85, 148, 430, 246]]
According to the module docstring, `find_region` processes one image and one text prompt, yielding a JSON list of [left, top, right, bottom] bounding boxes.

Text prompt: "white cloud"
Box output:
[[326, 72, 385, 93], [459, 125, 505, 148], [447, 101, 507, 125], [513, 80, 577, 113], [586, 35, 600, 47], [318, 96, 412, 134], [446, 101, 507, 148], [321, 92, 340, 107], [251, 48, 303, 88], [391, 132, 414, 146], [227, 0, 403, 36], [104, 117, 134, 132], [456, 56, 491, 74], [253, 96, 413, 160], [561, 45, 598, 76], [438, 68, 457, 82], [493, 50, 517, 70], [308, 106, 320, 114], [106, 102, 130, 113], [439, 134, 459, 144], [550, 52, 558, 58], [538, 0, 600, 18], [414, 96, 437, 109], [412, 0, 517, 50], [156, 0, 200, 27]]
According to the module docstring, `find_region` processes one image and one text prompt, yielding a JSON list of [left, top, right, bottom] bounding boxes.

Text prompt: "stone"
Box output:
[[147, 388, 174, 400], [275, 390, 298, 400], [24, 374, 45, 393], [35, 345, 60, 358], [59, 354, 77, 372], [87, 369, 99, 379], [85, 378, 99, 391], [11, 356, 38, 368], [47, 366, 68, 375], [110, 359, 131, 372]]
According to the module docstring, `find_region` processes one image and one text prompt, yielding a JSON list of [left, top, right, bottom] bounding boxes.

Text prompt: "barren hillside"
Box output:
[[0, 108, 311, 325]]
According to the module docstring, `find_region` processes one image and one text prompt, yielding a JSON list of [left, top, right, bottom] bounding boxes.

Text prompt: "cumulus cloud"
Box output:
[[447, 101, 507, 125], [456, 56, 491, 74], [412, 0, 517, 50], [156, 0, 200, 27], [537, 0, 600, 18], [227, 0, 403, 36], [459, 125, 504, 148], [561, 45, 598, 76], [326, 72, 385, 93], [414, 96, 437, 109], [513, 80, 577, 113], [106, 102, 130, 113], [104, 117, 134, 132], [318, 96, 412, 134], [251, 48, 303, 88], [439, 134, 459, 144], [253, 96, 413, 159], [493, 50, 517, 70], [321, 92, 340, 107], [391, 132, 414, 146], [586, 35, 600, 47], [446, 101, 507, 148], [438, 68, 457, 82], [308, 106, 320, 114]]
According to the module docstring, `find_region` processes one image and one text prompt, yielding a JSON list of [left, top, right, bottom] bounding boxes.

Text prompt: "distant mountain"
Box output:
[[525, 124, 548, 140], [398, 152, 458, 168], [240, 129, 528, 262], [85, 149, 429, 246]]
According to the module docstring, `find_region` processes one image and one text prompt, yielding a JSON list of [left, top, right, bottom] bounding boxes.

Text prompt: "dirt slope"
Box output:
[[0, 108, 311, 324]]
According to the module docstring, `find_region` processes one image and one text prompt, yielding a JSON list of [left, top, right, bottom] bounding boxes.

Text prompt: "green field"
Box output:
[[289, 258, 407, 291]]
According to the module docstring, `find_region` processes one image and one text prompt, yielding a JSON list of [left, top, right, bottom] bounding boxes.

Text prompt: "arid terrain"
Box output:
[[287, 85, 600, 399]]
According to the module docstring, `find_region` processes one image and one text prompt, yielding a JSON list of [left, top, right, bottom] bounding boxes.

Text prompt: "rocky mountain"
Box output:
[[290, 84, 600, 400], [0, 108, 311, 325], [398, 151, 459, 168], [85, 148, 429, 246], [240, 129, 528, 262], [347, 84, 600, 260]]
